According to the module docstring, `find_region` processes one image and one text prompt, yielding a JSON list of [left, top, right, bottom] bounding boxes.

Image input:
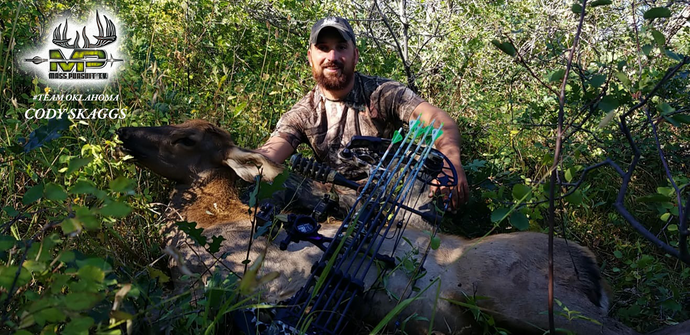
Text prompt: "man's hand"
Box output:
[[410, 102, 469, 212], [429, 158, 469, 211]]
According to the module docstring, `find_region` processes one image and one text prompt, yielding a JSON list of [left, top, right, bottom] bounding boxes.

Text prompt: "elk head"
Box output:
[[116, 119, 282, 185]]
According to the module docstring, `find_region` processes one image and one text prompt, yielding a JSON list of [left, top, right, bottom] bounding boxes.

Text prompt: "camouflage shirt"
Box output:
[[271, 72, 425, 180]]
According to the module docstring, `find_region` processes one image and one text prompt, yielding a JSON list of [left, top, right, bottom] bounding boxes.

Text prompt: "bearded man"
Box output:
[[257, 16, 469, 212]]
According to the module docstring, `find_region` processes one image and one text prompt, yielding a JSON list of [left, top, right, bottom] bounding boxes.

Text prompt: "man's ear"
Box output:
[[307, 48, 312, 66], [354, 47, 359, 66], [223, 147, 284, 182]]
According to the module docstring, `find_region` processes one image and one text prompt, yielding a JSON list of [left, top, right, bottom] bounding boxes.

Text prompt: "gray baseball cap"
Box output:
[[309, 17, 356, 45]]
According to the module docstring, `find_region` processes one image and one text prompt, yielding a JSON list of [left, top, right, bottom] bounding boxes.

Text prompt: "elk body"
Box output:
[[117, 120, 688, 335]]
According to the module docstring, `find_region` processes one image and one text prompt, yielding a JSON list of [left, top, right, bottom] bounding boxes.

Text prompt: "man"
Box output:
[[257, 16, 469, 211]]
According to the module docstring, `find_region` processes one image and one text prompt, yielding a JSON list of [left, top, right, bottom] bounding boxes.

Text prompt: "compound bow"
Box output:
[[251, 116, 457, 335]]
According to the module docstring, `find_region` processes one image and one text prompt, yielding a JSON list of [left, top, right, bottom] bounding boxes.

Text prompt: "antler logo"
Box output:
[[23, 10, 124, 84], [52, 11, 117, 49]]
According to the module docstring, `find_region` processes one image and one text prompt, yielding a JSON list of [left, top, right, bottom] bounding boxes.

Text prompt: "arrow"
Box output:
[[25, 56, 48, 65], [105, 53, 124, 67]]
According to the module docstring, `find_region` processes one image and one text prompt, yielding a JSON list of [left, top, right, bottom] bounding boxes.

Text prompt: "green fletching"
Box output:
[[415, 125, 430, 141], [409, 120, 420, 134], [433, 128, 444, 143], [434, 123, 444, 141], [426, 125, 443, 145], [392, 130, 403, 144]]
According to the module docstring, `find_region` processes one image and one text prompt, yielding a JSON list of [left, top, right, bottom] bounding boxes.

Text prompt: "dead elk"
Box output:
[[116, 119, 689, 335]]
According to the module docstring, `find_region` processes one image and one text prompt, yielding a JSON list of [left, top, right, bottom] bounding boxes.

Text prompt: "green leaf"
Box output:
[[661, 299, 682, 312], [257, 168, 290, 202], [75, 207, 100, 230], [614, 250, 623, 258], [660, 212, 671, 221], [657, 102, 675, 115], [109, 176, 134, 193], [207, 235, 226, 254], [370, 279, 439, 334], [248, 176, 260, 208], [651, 30, 666, 47], [65, 157, 92, 175], [70, 180, 97, 194], [36, 307, 66, 324], [2, 206, 18, 217], [598, 110, 617, 129], [177, 221, 207, 246], [23, 183, 44, 205], [670, 114, 690, 125], [0, 265, 31, 289], [22, 260, 47, 273], [565, 190, 583, 205], [590, 0, 611, 7], [430, 235, 441, 250], [147, 267, 170, 283], [61, 218, 82, 235], [63, 292, 102, 311], [0, 235, 16, 252], [615, 72, 631, 87], [547, 69, 565, 83], [668, 224, 678, 232], [565, 168, 574, 183], [62, 316, 94, 335], [588, 74, 606, 87], [78, 265, 105, 283], [99, 201, 132, 218], [44, 183, 68, 201], [637, 194, 670, 203], [509, 212, 530, 231], [75, 257, 112, 271], [664, 49, 682, 61], [512, 184, 532, 201], [490, 39, 516, 56], [641, 44, 653, 56], [571, 4, 583, 14], [598, 95, 619, 113], [491, 207, 510, 223], [59, 251, 75, 263], [23, 117, 72, 153], [643, 7, 671, 20], [657, 187, 675, 197]]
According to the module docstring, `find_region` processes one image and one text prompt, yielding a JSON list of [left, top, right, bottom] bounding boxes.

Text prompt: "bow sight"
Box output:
[[255, 116, 457, 335]]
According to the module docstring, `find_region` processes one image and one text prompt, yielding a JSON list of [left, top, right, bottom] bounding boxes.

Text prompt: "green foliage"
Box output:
[[1, 0, 688, 333], [643, 7, 672, 20]]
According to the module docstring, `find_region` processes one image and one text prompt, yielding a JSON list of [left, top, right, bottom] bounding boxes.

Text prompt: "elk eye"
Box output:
[[174, 137, 196, 147]]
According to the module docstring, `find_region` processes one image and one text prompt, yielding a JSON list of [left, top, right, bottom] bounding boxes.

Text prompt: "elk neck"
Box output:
[[168, 167, 250, 229]]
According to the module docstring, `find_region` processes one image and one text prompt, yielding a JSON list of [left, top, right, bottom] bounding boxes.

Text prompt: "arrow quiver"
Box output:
[[264, 116, 458, 335]]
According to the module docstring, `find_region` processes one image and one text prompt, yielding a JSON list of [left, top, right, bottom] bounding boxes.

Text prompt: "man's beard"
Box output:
[[313, 61, 354, 91]]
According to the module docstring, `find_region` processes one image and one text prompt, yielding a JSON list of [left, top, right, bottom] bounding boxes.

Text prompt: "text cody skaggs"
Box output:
[[25, 94, 127, 120]]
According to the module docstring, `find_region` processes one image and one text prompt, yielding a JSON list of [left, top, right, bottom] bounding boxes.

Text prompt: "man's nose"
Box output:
[[325, 49, 338, 61]]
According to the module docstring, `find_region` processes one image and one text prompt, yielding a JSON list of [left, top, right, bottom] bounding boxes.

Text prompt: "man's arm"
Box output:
[[410, 102, 469, 209], [255, 136, 296, 165]]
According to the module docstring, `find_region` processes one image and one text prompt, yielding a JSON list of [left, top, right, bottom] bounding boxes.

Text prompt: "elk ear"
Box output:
[[223, 147, 284, 182]]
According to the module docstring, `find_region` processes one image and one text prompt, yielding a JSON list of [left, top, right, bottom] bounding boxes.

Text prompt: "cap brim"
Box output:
[[310, 25, 353, 45]]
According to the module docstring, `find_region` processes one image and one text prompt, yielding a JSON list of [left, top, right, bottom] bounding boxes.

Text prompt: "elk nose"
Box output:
[[115, 128, 127, 139]]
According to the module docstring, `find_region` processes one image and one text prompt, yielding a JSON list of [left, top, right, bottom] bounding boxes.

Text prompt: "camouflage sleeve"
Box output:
[[270, 101, 309, 150], [370, 81, 425, 123]]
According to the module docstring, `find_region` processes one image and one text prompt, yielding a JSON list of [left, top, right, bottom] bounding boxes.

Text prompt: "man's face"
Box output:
[[308, 28, 358, 91]]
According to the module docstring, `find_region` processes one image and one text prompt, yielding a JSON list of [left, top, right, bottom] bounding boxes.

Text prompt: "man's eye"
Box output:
[[318, 45, 330, 52]]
